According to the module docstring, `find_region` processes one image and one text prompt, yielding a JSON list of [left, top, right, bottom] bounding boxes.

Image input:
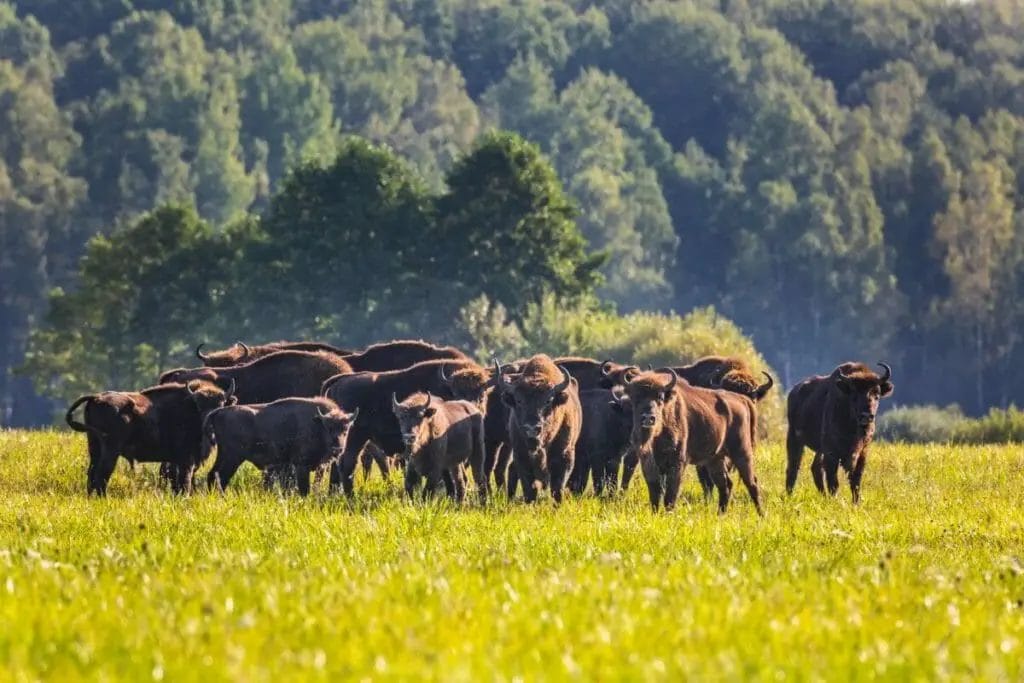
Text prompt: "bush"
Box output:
[[877, 405, 966, 444], [878, 404, 1024, 444], [455, 295, 785, 439]]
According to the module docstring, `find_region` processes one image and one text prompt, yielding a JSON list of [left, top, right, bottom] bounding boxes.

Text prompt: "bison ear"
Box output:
[[879, 381, 894, 398], [423, 407, 437, 418]]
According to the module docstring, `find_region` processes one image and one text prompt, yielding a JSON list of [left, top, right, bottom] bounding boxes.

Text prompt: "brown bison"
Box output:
[[65, 380, 235, 494], [439, 364, 510, 491], [195, 341, 355, 367], [391, 392, 486, 503], [204, 397, 358, 495], [321, 358, 479, 495], [160, 350, 353, 405], [786, 362, 894, 503], [342, 339, 470, 372], [601, 356, 773, 400], [623, 368, 763, 514], [568, 388, 633, 496], [495, 354, 582, 503]]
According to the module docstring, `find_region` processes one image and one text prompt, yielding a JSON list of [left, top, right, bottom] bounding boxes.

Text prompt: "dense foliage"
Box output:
[[879, 403, 1024, 444], [4, 0, 1024, 424]]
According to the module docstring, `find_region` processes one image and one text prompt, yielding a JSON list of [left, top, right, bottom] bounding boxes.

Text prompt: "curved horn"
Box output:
[[439, 364, 451, 385], [236, 341, 251, 359], [225, 377, 236, 399], [316, 405, 331, 420], [419, 392, 432, 412], [187, 380, 200, 394], [348, 407, 360, 423], [196, 343, 209, 361], [877, 361, 891, 383], [600, 359, 614, 376], [550, 366, 571, 397], [646, 363, 653, 371], [753, 371, 774, 400], [391, 392, 400, 412], [658, 367, 678, 394]]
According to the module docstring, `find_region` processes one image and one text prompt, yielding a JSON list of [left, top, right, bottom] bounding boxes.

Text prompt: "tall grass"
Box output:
[[1, 430, 1023, 680]]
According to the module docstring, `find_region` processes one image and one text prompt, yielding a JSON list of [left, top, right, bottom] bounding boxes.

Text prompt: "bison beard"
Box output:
[[625, 368, 763, 515], [786, 361, 894, 503], [496, 355, 582, 504]]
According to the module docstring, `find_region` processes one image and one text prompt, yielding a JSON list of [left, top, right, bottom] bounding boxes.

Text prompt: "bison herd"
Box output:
[[64, 339, 895, 512]]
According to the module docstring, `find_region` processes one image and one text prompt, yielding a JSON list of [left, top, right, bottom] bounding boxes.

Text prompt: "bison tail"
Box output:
[[65, 395, 102, 435], [749, 401, 758, 450], [199, 409, 221, 465]]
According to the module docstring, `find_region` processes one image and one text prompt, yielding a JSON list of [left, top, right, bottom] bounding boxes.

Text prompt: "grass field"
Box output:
[[1, 431, 1023, 681]]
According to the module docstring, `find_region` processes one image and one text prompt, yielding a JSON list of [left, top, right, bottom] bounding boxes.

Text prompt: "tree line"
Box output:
[[3, 0, 1024, 425]]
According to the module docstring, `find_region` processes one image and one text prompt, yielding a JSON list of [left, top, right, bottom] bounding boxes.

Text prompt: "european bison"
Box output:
[[624, 368, 763, 514], [568, 388, 633, 496], [160, 350, 353, 404], [439, 364, 510, 491], [495, 354, 582, 503], [786, 362, 894, 503], [391, 392, 486, 503], [204, 397, 358, 495], [600, 356, 773, 401], [65, 380, 235, 494], [321, 358, 479, 495], [195, 341, 354, 367], [342, 340, 470, 372]]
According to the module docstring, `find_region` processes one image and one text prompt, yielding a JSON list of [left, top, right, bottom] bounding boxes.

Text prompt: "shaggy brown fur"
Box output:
[[195, 341, 353, 367], [392, 392, 486, 503], [786, 361, 894, 503], [497, 354, 582, 503], [624, 369, 763, 514], [65, 380, 234, 494]]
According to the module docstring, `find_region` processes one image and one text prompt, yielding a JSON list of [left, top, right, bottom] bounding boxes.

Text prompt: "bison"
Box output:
[[341, 339, 470, 372], [65, 380, 235, 494], [600, 356, 773, 400], [439, 364, 512, 491], [160, 350, 353, 405], [786, 362, 894, 504], [567, 388, 633, 496], [623, 368, 763, 514], [204, 397, 358, 495], [495, 354, 582, 503], [321, 358, 480, 495], [195, 341, 355, 367], [391, 392, 486, 503]]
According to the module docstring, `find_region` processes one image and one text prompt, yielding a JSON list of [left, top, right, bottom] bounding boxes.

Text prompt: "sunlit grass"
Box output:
[[1, 430, 1023, 680]]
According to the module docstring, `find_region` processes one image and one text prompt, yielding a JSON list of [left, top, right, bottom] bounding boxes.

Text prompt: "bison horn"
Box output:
[[187, 380, 200, 394], [492, 359, 507, 390], [316, 405, 331, 420], [225, 377, 236, 399], [195, 343, 209, 361], [550, 366, 571, 397], [236, 341, 251, 358], [658, 367, 678, 394], [646, 363, 653, 371], [754, 372, 773, 398], [391, 392, 401, 411], [348, 407, 359, 423], [439, 364, 451, 385], [877, 361, 892, 383], [420, 392, 432, 412], [600, 359, 614, 376]]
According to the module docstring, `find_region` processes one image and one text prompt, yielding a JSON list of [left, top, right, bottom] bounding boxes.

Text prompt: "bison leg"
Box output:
[[88, 444, 119, 496], [663, 464, 683, 512], [331, 427, 370, 496], [823, 454, 841, 496], [696, 465, 715, 502], [209, 453, 243, 492], [172, 463, 196, 495], [549, 454, 571, 504], [621, 450, 639, 492], [449, 466, 467, 504], [404, 465, 422, 499], [849, 453, 867, 504], [705, 458, 733, 514], [493, 442, 512, 491], [785, 428, 804, 494], [729, 451, 764, 516], [640, 456, 664, 511], [295, 465, 312, 497], [809, 452, 826, 494]]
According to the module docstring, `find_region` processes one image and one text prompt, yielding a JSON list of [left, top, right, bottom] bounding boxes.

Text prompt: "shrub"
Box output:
[[954, 406, 1024, 444], [877, 405, 966, 443]]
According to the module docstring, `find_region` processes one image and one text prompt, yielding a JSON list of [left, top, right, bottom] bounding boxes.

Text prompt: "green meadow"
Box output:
[[1, 430, 1022, 681]]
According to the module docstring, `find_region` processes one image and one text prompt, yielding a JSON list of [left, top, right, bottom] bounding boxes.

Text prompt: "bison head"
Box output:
[[834, 362, 894, 432], [391, 392, 437, 452], [624, 368, 678, 443], [495, 357, 573, 452], [160, 366, 218, 385], [439, 365, 493, 409], [313, 403, 358, 457], [599, 360, 641, 389], [186, 378, 236, 414], [195, 341, 250, 367]]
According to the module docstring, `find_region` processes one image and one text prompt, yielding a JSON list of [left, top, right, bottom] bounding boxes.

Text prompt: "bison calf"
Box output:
[[392, 392, 486, 503], [786, 362, 894, 503], [205, 398, 357, 496], [568, 388, 633, 496]]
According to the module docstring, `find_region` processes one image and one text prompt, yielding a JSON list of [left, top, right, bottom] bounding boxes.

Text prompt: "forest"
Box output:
[[3, 0, 1024, 426]]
